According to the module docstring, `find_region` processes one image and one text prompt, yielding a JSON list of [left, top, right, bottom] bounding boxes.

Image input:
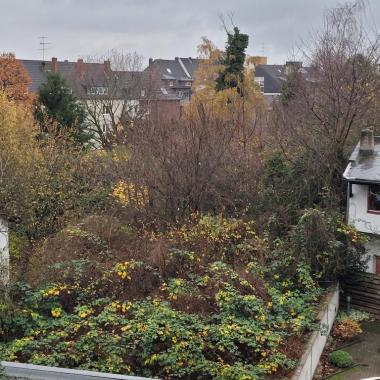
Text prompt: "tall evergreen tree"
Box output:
[[216, 27, 249, 92], [35, 73, 91, 145]]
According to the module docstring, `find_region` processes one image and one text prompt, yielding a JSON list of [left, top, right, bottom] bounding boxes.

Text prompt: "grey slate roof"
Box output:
[[144, 57, 202, 102], [19, 59, 142, 100], [254, 64, 286, 94], [19, 59, 50, 92], [343, 137, 380, 184]]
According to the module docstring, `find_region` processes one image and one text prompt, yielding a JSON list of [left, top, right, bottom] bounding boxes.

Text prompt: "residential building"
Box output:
[[343, 128, 380, 274], [20, 57, 182, 126], [20, 56, 312, 123], [254, 60, 313, 105], [144, 57, 202, 103]]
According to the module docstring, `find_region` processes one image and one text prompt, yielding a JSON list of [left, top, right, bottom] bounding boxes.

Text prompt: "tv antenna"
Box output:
[[261, 42, 265, 55], [39, 36, 51, 61]]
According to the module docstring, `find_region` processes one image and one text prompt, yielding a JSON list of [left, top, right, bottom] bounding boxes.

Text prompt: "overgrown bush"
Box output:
[[329, 350, 353, 368], [0, 215, 323, 380]]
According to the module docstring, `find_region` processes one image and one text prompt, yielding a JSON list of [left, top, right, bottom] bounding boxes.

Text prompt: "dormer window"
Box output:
[[185, 82, 191, 87], [368, 184, 380, 213], [169, 81, 174, 87], [161, 87, 168, 95], [87, 86, 108, 96], [254, 77, 265, 92]]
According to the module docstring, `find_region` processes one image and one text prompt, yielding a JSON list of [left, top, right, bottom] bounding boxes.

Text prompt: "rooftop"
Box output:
[[343, 136, 380, 184]]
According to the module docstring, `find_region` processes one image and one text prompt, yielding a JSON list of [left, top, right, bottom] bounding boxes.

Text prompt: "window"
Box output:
[[368, 184, 380, 213], [87, 86, 108, 96], [141, 89, 146, 97], [254, 77, 265, 92], [169, 81, 174, 87], [185, 81, 191, 87], [166, 68, 172, 74], [161, 87, 168, 95]]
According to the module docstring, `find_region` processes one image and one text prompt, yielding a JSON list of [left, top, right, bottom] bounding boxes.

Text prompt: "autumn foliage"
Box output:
[[0, 53, 32, 102]]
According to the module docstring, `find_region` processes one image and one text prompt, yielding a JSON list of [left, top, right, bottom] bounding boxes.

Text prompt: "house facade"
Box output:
[[343, 128, 380, 274]]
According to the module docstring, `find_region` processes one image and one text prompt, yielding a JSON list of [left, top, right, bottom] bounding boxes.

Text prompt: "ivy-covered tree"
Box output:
[[216, 27, 249, 92], [35, 73, 91, 145]]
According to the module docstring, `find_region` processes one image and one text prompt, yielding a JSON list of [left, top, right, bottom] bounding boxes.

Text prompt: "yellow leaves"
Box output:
[[121, 324, 132, 332], [111, 180, 148, 208], [51, 307, 62, 318], [43, 284, 67, 297], [109, 301, 132, 314], [78, 307, 94, 319], [114, 261, 137, 280]]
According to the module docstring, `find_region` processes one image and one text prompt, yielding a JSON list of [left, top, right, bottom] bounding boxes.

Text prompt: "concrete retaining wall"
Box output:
[[291, 284, 339, 380], [1, 361, 159, 380]]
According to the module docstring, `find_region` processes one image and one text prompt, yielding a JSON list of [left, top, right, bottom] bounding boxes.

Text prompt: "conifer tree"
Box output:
[[216, 27, 249, 92], [35, 73, 91, 146]]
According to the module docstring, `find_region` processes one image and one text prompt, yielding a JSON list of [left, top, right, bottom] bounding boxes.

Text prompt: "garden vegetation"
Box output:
[[0, 2, 375, 379]]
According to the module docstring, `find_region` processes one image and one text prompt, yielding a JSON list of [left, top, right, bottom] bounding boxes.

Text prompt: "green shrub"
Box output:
[[329, 350, 353, 368], [338, 310, 371, 323]]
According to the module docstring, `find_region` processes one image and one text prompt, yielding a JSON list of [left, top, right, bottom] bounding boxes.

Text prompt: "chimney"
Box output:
[[149, 57, 153, 65], [285, 61, 302, 76], [252, 56, 267, 66], [359, 128, 375, 155], [51, 57, 58, 73], [104, 60, 111, 72], [175, 57, 179, 61], [76, 58, 84, 76]]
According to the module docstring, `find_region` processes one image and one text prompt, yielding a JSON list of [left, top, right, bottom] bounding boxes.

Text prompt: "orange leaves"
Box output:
[[0, 53, 32, 103]]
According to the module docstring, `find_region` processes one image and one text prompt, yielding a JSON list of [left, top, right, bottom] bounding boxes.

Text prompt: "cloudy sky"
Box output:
[[1, 0, 379, 66]]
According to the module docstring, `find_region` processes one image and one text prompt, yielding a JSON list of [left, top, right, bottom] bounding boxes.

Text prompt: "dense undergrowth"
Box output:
[[0, 215, 324, 380]]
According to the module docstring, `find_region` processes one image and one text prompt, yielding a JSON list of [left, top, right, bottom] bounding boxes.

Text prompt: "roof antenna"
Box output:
[[39, 36, 51, 61]]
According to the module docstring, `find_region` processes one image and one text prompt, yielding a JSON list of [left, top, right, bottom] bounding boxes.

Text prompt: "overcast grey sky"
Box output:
[[1, 0, 379, 65]]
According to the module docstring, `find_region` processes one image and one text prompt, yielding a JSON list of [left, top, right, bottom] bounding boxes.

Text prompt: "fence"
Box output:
[[342, 272, 380, 315], [290, 284, 339, 380]]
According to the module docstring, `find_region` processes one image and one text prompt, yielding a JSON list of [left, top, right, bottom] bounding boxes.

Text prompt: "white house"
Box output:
[[0, 216, 9, 285], [343, 128, 380, 274]]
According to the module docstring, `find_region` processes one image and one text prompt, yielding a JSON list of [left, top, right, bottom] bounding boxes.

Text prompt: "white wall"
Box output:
[[291, 285, 339, 380], [348, 184, 380, 234], [0, 217, 9, 285], [348, 183, 380, 273]]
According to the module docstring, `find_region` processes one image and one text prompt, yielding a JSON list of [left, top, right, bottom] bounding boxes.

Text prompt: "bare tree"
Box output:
[[79, 50, 145, 148], [271, 1, 380, 182]]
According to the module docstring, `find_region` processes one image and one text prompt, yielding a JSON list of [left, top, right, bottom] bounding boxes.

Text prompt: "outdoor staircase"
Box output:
[[341, 272, 380, 316]]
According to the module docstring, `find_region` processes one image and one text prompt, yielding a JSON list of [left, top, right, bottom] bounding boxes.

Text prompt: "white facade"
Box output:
[[0, 217, 9, 285], [348, 184, 380, 234], [348, 183, 380, 273]]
